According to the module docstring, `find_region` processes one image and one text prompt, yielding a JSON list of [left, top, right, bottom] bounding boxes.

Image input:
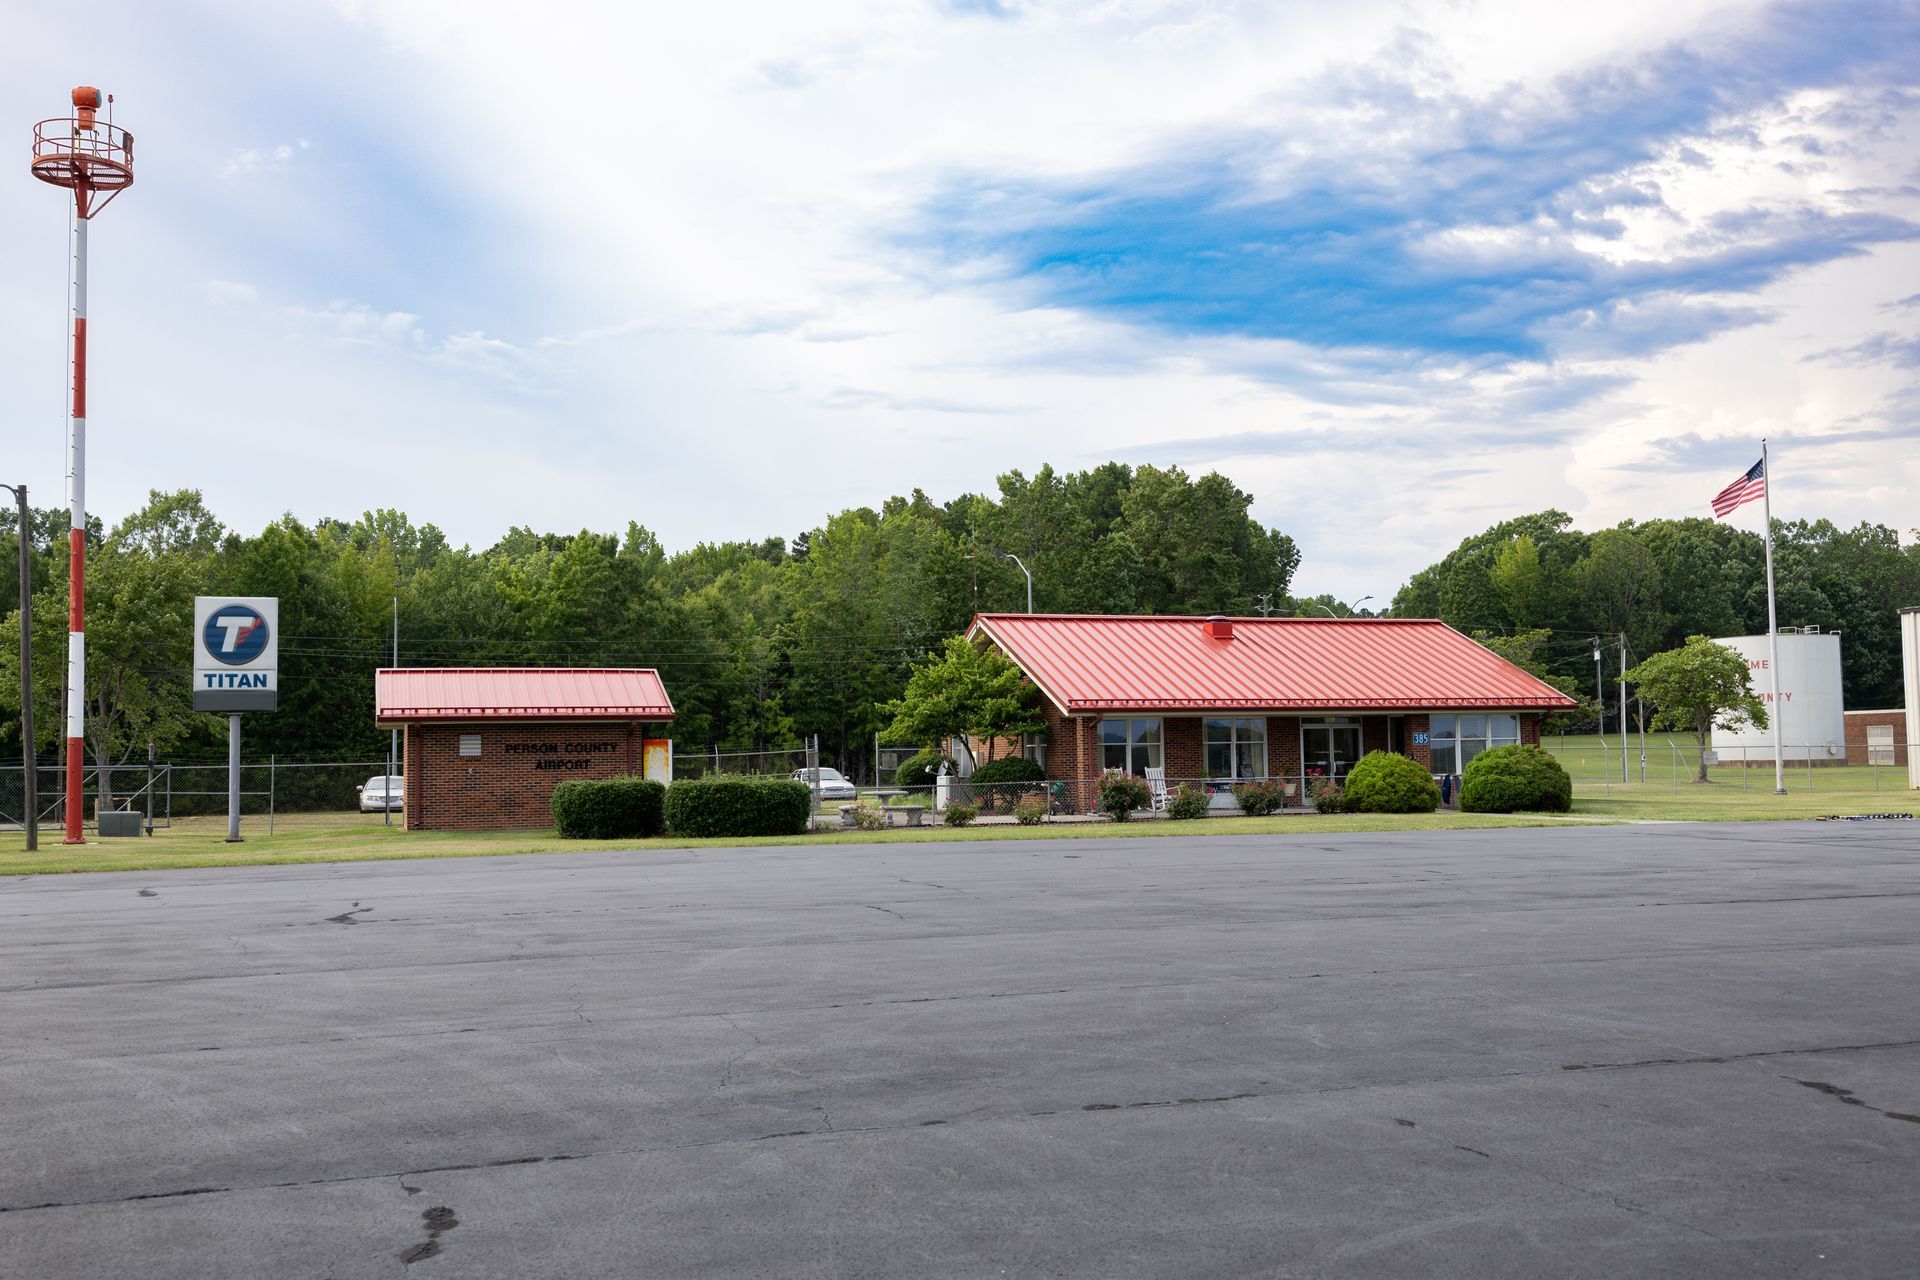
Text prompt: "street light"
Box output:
[[967, 552, 1033, 613], [1352, 594, 1374, 615], [1, 482, 34, 851], [1003, 553, 1032, 614]]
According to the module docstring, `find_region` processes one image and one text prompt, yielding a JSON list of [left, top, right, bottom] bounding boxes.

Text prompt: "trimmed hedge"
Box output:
[[1343, 751, 1441, 814], [966, 755, 1045, 786], [893, 749, 953, 790], [1460, 745, 1573, 814], [551, 777, 667, 839], [663, 776, 813, 838]]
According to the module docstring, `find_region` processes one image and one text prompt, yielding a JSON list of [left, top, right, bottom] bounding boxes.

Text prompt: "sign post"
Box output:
[[193, 597, 277, 842]]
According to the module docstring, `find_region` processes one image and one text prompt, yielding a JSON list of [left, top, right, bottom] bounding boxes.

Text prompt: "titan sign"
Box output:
[[193, 596, 279, 712]]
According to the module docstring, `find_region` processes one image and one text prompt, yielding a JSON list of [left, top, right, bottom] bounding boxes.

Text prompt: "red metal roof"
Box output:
[[375, 668, 675, 723], [966, 614, 1578, 713]]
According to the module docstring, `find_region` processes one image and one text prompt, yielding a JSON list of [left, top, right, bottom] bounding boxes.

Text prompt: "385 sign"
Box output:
[[193, 597, 279, 711]]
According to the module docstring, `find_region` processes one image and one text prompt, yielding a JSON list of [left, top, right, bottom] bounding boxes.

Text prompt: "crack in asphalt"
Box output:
[[1560, 1038, 1920, 1072], [11, 923, 1911, 997], [1791, 1078, 1920, 1125]]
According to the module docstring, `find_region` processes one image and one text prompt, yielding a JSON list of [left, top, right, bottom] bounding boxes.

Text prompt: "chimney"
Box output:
[[1203, 615, 1233, 641]]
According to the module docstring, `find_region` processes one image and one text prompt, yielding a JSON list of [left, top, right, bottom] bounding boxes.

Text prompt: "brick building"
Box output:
[[1843, 709, 1908, 767], [374, 668, 675, 831], [963, 614, 1577, 810]]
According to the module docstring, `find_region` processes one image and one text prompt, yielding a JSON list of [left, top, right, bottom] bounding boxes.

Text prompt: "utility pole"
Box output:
[[1253, 594, 1273, 617], [1592, 639, 1603, 742], [388, 594, 398, 828], [4, 483, 34, 850], [1618, 633, 1628, 784]]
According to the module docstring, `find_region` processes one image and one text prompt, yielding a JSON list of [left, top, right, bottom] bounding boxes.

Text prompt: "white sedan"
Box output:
[[791, 767, 857, 802], [358, 775, 405, 813]]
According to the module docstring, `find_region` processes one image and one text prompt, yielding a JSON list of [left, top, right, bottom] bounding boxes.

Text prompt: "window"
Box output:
[[1098, 718, 1162, 775], [1022, 732, 1048, 770], [458, 734, 481, 758], [1204, 718, 1267, 780], [1428, 714, 1519, 775]]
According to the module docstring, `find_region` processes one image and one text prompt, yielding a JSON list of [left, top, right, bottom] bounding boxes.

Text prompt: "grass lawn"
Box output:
[[1, 808, 1587, 877], [1542, 733, 1905, 792], [1560, 782, 1918, 822]]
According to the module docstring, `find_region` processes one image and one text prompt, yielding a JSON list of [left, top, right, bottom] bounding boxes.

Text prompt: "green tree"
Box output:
[[1625, 636, 1768, 783], [880, 636, 1043, 760], [1470, 628, 1591, 734]]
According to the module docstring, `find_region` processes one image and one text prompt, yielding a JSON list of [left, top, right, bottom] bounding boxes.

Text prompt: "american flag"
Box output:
[[1710, 458, 1766, 518]]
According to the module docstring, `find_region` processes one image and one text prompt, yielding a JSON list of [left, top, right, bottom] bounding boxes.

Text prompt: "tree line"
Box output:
[[1390, 510, 1920, 717], [0, 464, 1298, 783], [2, 480, 1912, 783]]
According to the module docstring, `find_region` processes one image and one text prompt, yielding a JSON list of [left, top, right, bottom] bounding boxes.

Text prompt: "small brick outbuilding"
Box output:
[[375, 668, 675, 831]]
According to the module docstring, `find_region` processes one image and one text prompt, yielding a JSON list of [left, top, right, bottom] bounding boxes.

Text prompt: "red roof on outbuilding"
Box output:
[[966, 614, 1577, 713], [375, 668, 675, 723]]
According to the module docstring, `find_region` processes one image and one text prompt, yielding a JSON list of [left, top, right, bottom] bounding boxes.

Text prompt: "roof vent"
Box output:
[[1203, 615, 1233, 640]]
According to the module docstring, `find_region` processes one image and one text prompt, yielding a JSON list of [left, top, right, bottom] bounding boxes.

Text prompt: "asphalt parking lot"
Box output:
[[2, 821, 1917, 1278]]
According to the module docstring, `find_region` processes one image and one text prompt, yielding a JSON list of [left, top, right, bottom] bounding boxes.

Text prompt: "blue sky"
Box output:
[[1, 0, 1915, 602]]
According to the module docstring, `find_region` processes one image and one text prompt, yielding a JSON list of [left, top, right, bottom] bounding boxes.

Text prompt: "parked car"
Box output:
[[358, 775, 405, 813], [790, 766, 857, 802]]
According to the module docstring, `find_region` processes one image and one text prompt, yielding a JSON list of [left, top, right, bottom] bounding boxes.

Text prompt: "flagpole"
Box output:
[[1760, 438, 1785, 795]]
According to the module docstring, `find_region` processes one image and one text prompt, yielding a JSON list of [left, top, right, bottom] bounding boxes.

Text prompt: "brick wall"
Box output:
[[401, 720, 656, 831], [1844, 710, 1908, 766]]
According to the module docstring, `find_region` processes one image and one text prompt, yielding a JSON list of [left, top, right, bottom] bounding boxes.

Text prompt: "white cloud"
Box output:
[[0, 0, 1911, 605]]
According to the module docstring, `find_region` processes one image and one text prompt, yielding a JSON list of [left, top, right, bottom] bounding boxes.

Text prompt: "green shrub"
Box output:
[[1309, 778, 1347, 814], [968, 755, 1046, 809], [1460, 744, 1572, 813], [1012, 796, 1048, 825], [551, 777, 667, 839], [967, 755, 1045, 785], [1231, 779, 1288, 816], [1342, 751, 1441, 814], [1165, 783, 1211, 820], [850, 803, 890, 831], [943, 802, 978, 827], [663, 776, 812, 838], [1097, 771, 1151, 822], [894, 749, 953, 790]]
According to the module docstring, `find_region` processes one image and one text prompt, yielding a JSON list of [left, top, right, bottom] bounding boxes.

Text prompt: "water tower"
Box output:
[[30, 87, 133, 844]]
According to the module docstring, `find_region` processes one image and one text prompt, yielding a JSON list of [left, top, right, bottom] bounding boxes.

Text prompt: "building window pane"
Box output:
[[1098, 718, 1161, 774], [1206, 741, 1234, 778], [1489, 714, 1519, 744], [1431, 715, 1456, 739], [1239, 734, 1266, 779], [1431, 743, 1457, 774], [1459, 715, 1486, 740]]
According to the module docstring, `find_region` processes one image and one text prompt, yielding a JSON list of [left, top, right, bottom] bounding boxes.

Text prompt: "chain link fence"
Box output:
[[1541, 735, 1917, 795], [0, 759, 398, 835]]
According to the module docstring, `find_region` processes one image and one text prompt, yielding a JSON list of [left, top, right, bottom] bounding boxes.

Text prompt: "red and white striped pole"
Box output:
[[32, 87, 133, 844], [63, 212, 89, 844]]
